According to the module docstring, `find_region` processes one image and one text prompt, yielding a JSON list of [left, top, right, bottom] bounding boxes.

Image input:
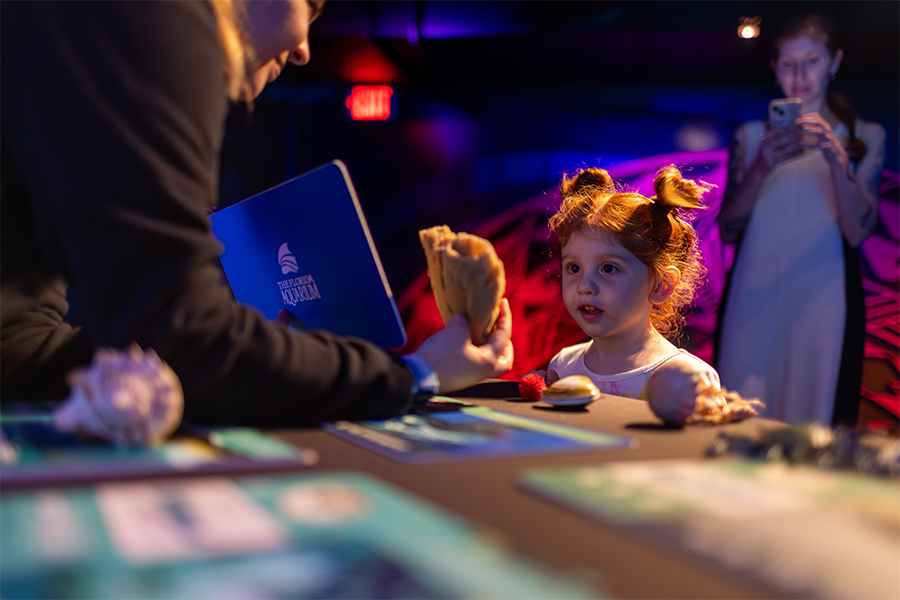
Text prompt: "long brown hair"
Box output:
[[772, 14, 867, 163], [549, 166, 712, 338], [210, 0, 255, 102]]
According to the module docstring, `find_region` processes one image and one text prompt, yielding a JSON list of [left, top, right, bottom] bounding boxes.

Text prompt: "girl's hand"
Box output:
[[795, 112, 851, 173], [758, 123, 804, 170], [525, 369, 559, 384]]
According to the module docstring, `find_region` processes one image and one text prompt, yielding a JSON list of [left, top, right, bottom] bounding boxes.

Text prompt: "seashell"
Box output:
[[541, 375, 601, 407], [53, 343, 184, 446], [647, 362, 701, 425], [648, 361, 764, 426]]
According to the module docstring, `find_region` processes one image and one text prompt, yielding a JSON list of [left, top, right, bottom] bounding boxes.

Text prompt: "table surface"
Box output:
[[272, 380, 795, 600]]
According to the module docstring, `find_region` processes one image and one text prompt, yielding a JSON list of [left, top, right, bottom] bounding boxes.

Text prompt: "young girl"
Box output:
[[536, 166, 719, 400]]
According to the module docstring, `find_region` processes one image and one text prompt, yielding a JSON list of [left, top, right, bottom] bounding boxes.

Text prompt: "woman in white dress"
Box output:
[[716, 14, 885, 426]]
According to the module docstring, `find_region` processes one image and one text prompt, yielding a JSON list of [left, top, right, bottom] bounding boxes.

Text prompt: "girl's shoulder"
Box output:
[[662, 348, 715, 370], [658, 349, 721, 387], [548, 341, 591, 370]]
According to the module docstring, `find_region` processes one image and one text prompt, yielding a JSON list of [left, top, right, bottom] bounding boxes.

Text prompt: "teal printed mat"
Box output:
[[325, 400, 635, 464], [1, 404, 315, 487], [520, 459, 900, 599], [1, 471, 602, 599]]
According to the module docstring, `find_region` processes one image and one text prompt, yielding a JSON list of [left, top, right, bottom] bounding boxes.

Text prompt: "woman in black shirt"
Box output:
[[0, 1, 513, 427]]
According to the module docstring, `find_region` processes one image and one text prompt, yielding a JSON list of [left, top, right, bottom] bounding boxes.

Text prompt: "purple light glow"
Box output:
[[419, 3, 530, 39]]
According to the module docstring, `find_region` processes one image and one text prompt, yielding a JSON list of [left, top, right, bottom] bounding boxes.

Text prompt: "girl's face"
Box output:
[[243, 0, 324, 98], [560, 229, 657, 344], [772, 33, 841, 111]]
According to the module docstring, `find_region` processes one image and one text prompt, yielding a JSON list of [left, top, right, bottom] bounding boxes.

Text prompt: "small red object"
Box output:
[[519, 373, 547, 401]]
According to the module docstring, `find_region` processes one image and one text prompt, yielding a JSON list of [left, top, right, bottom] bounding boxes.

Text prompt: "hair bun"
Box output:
[[653, 165, 712, 211], [559, 167, 615, 199]]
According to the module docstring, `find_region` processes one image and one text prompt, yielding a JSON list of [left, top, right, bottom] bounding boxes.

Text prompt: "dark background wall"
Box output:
[[220, 0, 899, 296], [218, 0, 900, 420]]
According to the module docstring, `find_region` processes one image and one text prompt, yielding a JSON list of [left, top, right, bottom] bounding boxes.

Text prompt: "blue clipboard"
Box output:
[[209, 160, 407, 349]]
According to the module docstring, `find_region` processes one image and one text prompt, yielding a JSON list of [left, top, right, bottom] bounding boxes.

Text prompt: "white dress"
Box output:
[[718, 120, 854, 424]]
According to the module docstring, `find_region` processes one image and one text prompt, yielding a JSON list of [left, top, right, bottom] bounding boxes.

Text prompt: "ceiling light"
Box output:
[[738, 17, 761, 39]]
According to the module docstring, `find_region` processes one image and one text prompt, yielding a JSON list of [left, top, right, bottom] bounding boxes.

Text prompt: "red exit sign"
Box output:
[[345, 85, 394, 121]]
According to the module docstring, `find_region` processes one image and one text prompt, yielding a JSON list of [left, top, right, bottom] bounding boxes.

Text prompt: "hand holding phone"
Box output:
[[768, 98, 803, 129], [759, 98, 805, 168]]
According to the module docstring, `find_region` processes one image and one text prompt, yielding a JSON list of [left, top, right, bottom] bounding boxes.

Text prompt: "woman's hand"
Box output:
[[757, 124, 804, 171], [794, 114, 885, 247], [410, 298, 514, 393], [275, 309, 292, 328], [795, 112, 851, 175]]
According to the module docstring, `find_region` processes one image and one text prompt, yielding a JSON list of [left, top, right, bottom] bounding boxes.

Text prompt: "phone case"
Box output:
[[768, 98, 803, 128]]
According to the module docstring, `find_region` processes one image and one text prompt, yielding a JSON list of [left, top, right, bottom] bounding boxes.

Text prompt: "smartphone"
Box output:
[[768, 98, 803, 129]]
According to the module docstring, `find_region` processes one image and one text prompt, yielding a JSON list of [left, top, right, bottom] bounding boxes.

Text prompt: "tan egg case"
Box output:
[[418, 225, 506, 345]]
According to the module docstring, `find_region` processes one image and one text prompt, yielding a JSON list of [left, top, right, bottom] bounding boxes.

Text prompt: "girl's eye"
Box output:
[[777, 59, 794, 71], [600, 264, 618, 274], [565, 263, 581, 275]]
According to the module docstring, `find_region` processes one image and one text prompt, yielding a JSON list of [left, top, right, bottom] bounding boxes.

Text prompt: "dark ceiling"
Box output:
[[288, 0, 900, 87]]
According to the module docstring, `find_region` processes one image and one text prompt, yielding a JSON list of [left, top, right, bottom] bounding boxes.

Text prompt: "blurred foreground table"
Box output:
[[273, 380, 796, 600]]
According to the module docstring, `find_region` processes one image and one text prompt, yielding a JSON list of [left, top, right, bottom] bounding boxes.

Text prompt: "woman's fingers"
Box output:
[[412, 300, 514, 392], [761, 127, 803, 166], [485, 299, 511, 355], [274, 309, 292, 328]]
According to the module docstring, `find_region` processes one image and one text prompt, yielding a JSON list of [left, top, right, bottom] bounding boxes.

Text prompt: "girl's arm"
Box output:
[[717, 123, 804, 243], [796, 115, 885, 247]]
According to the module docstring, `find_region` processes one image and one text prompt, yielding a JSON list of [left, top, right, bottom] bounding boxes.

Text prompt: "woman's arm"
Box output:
[[832, 122, 885, 246], [2, 2, 417, 427], [717, 123, 804, 243], [853, 122, 887, 239], [718, 125, 755, 243], [796, 115, 885, 247]]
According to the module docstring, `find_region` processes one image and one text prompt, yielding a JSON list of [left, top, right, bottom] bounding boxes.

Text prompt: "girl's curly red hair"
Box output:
[[549, 165, 713, 338]]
